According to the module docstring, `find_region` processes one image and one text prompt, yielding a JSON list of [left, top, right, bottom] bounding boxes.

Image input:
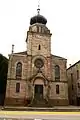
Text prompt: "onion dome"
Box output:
[[30, 14, 47, 25], [30, 7, 47, 25]]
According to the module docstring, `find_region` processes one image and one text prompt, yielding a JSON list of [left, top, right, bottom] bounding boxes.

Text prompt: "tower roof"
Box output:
[[30, 1, 47, 25], [30, 14, 47, 25]]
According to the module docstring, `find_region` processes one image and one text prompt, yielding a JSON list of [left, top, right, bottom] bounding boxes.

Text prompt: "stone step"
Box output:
[[28, 98, 52, 107]]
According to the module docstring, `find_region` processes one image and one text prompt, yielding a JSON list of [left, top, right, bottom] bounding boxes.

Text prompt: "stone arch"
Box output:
[[33, 77, 44, 85], [32, 77, 48, 99], [32, 55, 46, 63], [32, 76, 48, 86]]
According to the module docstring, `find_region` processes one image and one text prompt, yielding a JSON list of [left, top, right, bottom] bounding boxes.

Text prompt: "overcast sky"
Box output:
[[0, 0, 80, 67]]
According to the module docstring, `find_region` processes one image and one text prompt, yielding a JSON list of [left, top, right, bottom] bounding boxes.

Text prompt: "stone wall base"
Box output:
[[49, 99, 69, 106], [4, 98, 69, 106], [4, 97, 31, 106]]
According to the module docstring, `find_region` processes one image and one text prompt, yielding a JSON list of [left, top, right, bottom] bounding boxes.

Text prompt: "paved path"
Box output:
[[2, 106, 80, 111], [0, 111, 80, 120]]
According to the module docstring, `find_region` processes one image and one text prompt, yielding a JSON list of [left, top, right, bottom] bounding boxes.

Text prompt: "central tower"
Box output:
[[26, 5, 52, 57], [26, 6, 52, 105]]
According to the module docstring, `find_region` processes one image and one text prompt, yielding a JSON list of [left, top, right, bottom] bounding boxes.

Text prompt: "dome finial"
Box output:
[[37, 0, 40, 14], [30, 0, 47, 25]]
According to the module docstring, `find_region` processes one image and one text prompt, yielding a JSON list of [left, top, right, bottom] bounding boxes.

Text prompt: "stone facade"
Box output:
[[5, 16, 68, 106], [67, 61, 80, 106]]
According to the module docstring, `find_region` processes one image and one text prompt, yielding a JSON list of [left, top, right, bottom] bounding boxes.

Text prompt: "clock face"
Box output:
[[34, 58, 44, 68]]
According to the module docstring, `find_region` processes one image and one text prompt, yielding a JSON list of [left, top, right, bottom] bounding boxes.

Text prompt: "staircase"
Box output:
[[28, 96, 52, 107]]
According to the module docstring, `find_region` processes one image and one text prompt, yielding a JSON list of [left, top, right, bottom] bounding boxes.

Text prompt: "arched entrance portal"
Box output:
[[33, 77, 45, 100], [29, 77, 50, 107]]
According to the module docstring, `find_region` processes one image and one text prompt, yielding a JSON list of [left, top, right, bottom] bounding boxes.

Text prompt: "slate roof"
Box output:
[[14, 51, 27, 55]]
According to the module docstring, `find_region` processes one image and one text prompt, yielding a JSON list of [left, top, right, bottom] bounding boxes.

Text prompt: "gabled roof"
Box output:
[[12, 51, 66, 60], [13, 51, 27, 55], [67, 60, 80, 70]]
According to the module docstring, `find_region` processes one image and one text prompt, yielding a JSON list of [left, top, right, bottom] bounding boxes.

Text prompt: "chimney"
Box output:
[[69, 64, 71, 67], [12, 44, 14, 54]]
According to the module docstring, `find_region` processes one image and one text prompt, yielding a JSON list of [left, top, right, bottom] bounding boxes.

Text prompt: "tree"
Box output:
[[0, 54, 8, 105]]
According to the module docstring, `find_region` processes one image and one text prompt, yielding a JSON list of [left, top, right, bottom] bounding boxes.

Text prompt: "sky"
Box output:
[[0, 0, 80, 68]]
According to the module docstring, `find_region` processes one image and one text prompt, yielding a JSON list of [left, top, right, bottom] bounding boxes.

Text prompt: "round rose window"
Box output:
[[34, 58, 44, 68]]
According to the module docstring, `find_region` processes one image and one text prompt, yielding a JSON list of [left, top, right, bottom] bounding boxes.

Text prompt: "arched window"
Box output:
[[55, 65, 60, 80], [16, 62, 22, 79], [38, 45, 41, 50]]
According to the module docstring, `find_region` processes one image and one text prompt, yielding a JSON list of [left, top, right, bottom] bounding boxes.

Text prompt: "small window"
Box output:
[[56, 85, 59, 94], [16, 83, 20, 93], [55, 65, 60, 80], [39, 27, 41, 32], [37, 26, 39, 32], [72, 84, 73, 90], [38, 45, 41, 50], [41, 27, 42, 33], [78, 83, 80, 88], [16, 62, 22, 79], [77, 70, 79, 80], [71, 73, 73, 82]]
